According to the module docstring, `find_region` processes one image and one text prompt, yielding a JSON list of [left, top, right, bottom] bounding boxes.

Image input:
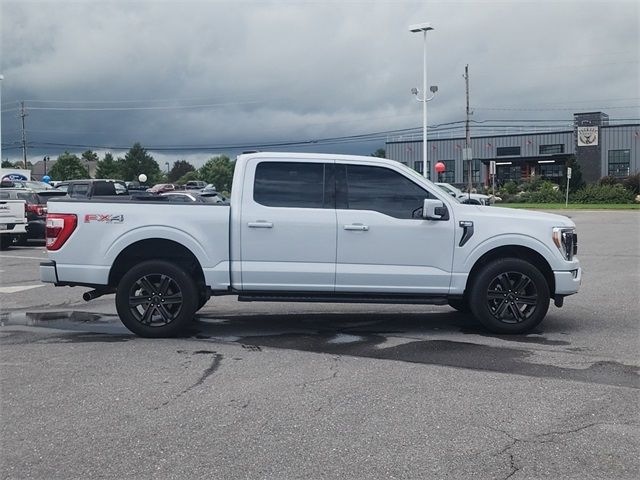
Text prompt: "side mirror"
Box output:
[[423, 199, 448, 220]]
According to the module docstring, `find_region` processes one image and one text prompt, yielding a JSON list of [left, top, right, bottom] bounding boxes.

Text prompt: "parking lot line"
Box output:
[[0, 285, 45, 294], [0, 254, 47, 261]]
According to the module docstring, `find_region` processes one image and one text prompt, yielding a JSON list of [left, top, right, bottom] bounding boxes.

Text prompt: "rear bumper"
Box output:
[[40, 261, 58, 283], [554, 267, 582, 295]]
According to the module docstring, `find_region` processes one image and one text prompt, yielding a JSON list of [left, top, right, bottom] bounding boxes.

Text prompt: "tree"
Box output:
[[119, 143, 162, 183], [370, 148, 386, 158], [2, 160, 18, 168], [198, 155, 235, 192], [48, 152, 89, 181], [563, 155, 585, 193], [95, 152, 122, 179], [168, 160, 195, 182], [176, 170, 200, 185], [81, 150, 99, 163]]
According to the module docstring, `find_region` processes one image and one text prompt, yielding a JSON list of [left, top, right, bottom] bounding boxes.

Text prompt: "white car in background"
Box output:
[[435, 182, 498, 205]]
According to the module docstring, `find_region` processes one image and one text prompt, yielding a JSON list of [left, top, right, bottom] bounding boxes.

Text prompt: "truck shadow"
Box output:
[[3, 309, 637, 388]]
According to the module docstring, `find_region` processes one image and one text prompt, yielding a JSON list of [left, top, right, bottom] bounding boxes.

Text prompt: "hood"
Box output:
[[464, 205, 575, 227]]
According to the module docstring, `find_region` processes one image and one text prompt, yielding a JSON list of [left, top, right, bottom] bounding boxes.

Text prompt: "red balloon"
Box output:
[[435, 161, 446, 173]]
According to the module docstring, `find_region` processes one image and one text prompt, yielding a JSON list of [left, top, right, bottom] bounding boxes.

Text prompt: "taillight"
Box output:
[[27, 204, 47, 216], [46, 214, 77, 250]]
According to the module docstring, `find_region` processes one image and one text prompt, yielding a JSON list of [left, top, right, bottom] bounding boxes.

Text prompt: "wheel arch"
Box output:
[[109, 238, 205, 289], [465, 245, 555, 298]]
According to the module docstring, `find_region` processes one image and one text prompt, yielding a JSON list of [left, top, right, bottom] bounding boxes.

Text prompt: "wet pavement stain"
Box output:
[[2, 309, 638, 389]]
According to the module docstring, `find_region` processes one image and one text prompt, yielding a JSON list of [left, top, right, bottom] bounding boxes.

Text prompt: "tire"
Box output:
[[15, 234, 28, 246], [0, 236, 11, 250], [448, 298, 470, 313], [115, 260, 198, 338], [197, 291, 210, 311], [469, 258, 550, 334]]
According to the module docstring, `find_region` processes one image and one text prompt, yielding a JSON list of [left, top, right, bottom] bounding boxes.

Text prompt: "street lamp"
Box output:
[[409, 22, 434, 178], [0, 74, 4, 163], [165, 162, 170, 174]]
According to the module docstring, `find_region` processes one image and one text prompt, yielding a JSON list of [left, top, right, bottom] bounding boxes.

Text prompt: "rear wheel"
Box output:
[[469, 258, 549, 334], [115, 260, 198, 337]]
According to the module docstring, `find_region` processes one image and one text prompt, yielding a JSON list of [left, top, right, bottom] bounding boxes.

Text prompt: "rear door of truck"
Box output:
[[238, 158, 337, 291]]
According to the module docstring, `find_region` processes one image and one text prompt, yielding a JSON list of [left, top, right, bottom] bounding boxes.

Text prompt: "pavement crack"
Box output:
[[297, 355, 340, 390], [151, 351, 222, 410]]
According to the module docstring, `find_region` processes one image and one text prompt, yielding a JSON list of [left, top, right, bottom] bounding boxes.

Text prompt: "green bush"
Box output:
[[598, 175, 621, 186], [572, 184, 635, 204], [526, 181, 564, 203], [622, 173, 640, 195], [519, 177, 543, 192], [501, 181, 518, 195]]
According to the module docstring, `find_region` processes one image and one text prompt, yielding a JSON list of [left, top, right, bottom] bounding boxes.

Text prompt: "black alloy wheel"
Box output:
[[486, 271, 538, 324], [116, 260, 198, 337], [469, 258, 550, 334]]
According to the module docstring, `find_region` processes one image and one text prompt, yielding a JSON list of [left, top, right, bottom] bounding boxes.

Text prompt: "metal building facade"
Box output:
[[385, 113, 638, 186]]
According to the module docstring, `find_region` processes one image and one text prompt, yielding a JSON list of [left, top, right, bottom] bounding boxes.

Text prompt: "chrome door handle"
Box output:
[[248, 221, 273, 228], [344, 224, 369, 231]]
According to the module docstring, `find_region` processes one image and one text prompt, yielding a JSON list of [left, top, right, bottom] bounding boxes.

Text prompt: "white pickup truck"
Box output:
[[0, 198, 27, 250], [40, 152, 581, 337]]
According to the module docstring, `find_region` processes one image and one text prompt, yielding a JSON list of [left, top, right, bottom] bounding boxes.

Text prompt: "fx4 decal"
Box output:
[[84, 214, 124, 224]]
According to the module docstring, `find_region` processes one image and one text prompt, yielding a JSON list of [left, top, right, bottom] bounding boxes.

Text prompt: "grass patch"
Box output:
[[497, 203, 640, 210]]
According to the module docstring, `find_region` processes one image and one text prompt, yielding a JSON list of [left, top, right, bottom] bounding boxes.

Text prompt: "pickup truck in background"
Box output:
[[40, 152, 581, 337], [0, 198, 27, 249]]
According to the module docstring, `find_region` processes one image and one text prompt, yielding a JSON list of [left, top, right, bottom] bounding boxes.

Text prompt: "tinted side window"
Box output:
[[344, 165, 431, 219], [254, 162, 326, 208]]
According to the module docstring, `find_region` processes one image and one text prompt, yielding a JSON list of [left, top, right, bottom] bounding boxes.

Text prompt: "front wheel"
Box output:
[[469, 258, 550, 334], [116, 260, 198, 337]]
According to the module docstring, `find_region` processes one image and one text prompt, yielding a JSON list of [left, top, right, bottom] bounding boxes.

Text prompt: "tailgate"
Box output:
[[0, 200, 26, 228]]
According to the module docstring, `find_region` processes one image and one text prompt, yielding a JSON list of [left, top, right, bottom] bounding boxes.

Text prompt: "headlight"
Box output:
[[552, 227, 578, 261]]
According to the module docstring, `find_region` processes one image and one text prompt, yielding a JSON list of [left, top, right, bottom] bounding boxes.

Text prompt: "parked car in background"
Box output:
[[201, 184, 221, 194], [184, 180, 207, 190], [8, 180, 55, 191], [146, 183, 177, 194], [160, 191, 228, 203], [0, 188, 67, 243], [435, 182, 497, 205], [125, 181, 149, 191], [57, 179, 128, 198], [0, 194, 26, 250]]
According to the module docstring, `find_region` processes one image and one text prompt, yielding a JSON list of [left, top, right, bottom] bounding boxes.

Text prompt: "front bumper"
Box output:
[[554, 267, 582, 295], [40, 261, 58, 284]]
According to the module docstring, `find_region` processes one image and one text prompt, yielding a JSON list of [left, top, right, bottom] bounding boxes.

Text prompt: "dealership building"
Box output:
[[385, 112, 639, 187]]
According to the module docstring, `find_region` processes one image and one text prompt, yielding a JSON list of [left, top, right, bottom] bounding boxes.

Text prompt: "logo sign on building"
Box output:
[[1, 173, 28, 182], [577, 126, 599, 146]]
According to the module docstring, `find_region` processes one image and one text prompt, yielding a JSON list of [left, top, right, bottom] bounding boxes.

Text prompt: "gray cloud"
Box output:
[[1, 0, 638, 166]]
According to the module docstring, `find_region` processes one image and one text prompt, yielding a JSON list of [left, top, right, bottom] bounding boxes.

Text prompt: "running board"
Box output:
[[237, 292, 449, 305]]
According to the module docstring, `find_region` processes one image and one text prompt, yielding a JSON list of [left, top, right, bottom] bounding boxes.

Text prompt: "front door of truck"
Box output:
[[239, 159, 337, 291], [335, 163, 455, 294]]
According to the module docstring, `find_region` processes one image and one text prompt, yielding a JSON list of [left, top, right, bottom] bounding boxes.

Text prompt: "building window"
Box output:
[[496, 146, 521, 157], [462, 159, 482, 183], [539, 163, 563, 179], [608, 150, 630, 178], [437, 160, 455, 183], [413, 160, 430, 175], [497, 164, 522, 183], [539, 144, 564, 155]]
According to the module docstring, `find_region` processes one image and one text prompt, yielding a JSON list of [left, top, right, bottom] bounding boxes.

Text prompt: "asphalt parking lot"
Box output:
[[1, 210, 639, 479]]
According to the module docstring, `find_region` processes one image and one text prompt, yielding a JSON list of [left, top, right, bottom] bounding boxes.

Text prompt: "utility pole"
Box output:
[[464, 65, 472, 195], [20, 101, 28, 169]]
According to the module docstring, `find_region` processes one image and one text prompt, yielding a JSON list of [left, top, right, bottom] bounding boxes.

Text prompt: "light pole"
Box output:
[[409, 22, 434, 178], [165, 162, 170, 174], [0, 74, 4, 163]]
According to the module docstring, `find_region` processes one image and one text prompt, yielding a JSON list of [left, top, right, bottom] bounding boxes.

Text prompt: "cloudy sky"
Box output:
[[1, 0, 638, 167]]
